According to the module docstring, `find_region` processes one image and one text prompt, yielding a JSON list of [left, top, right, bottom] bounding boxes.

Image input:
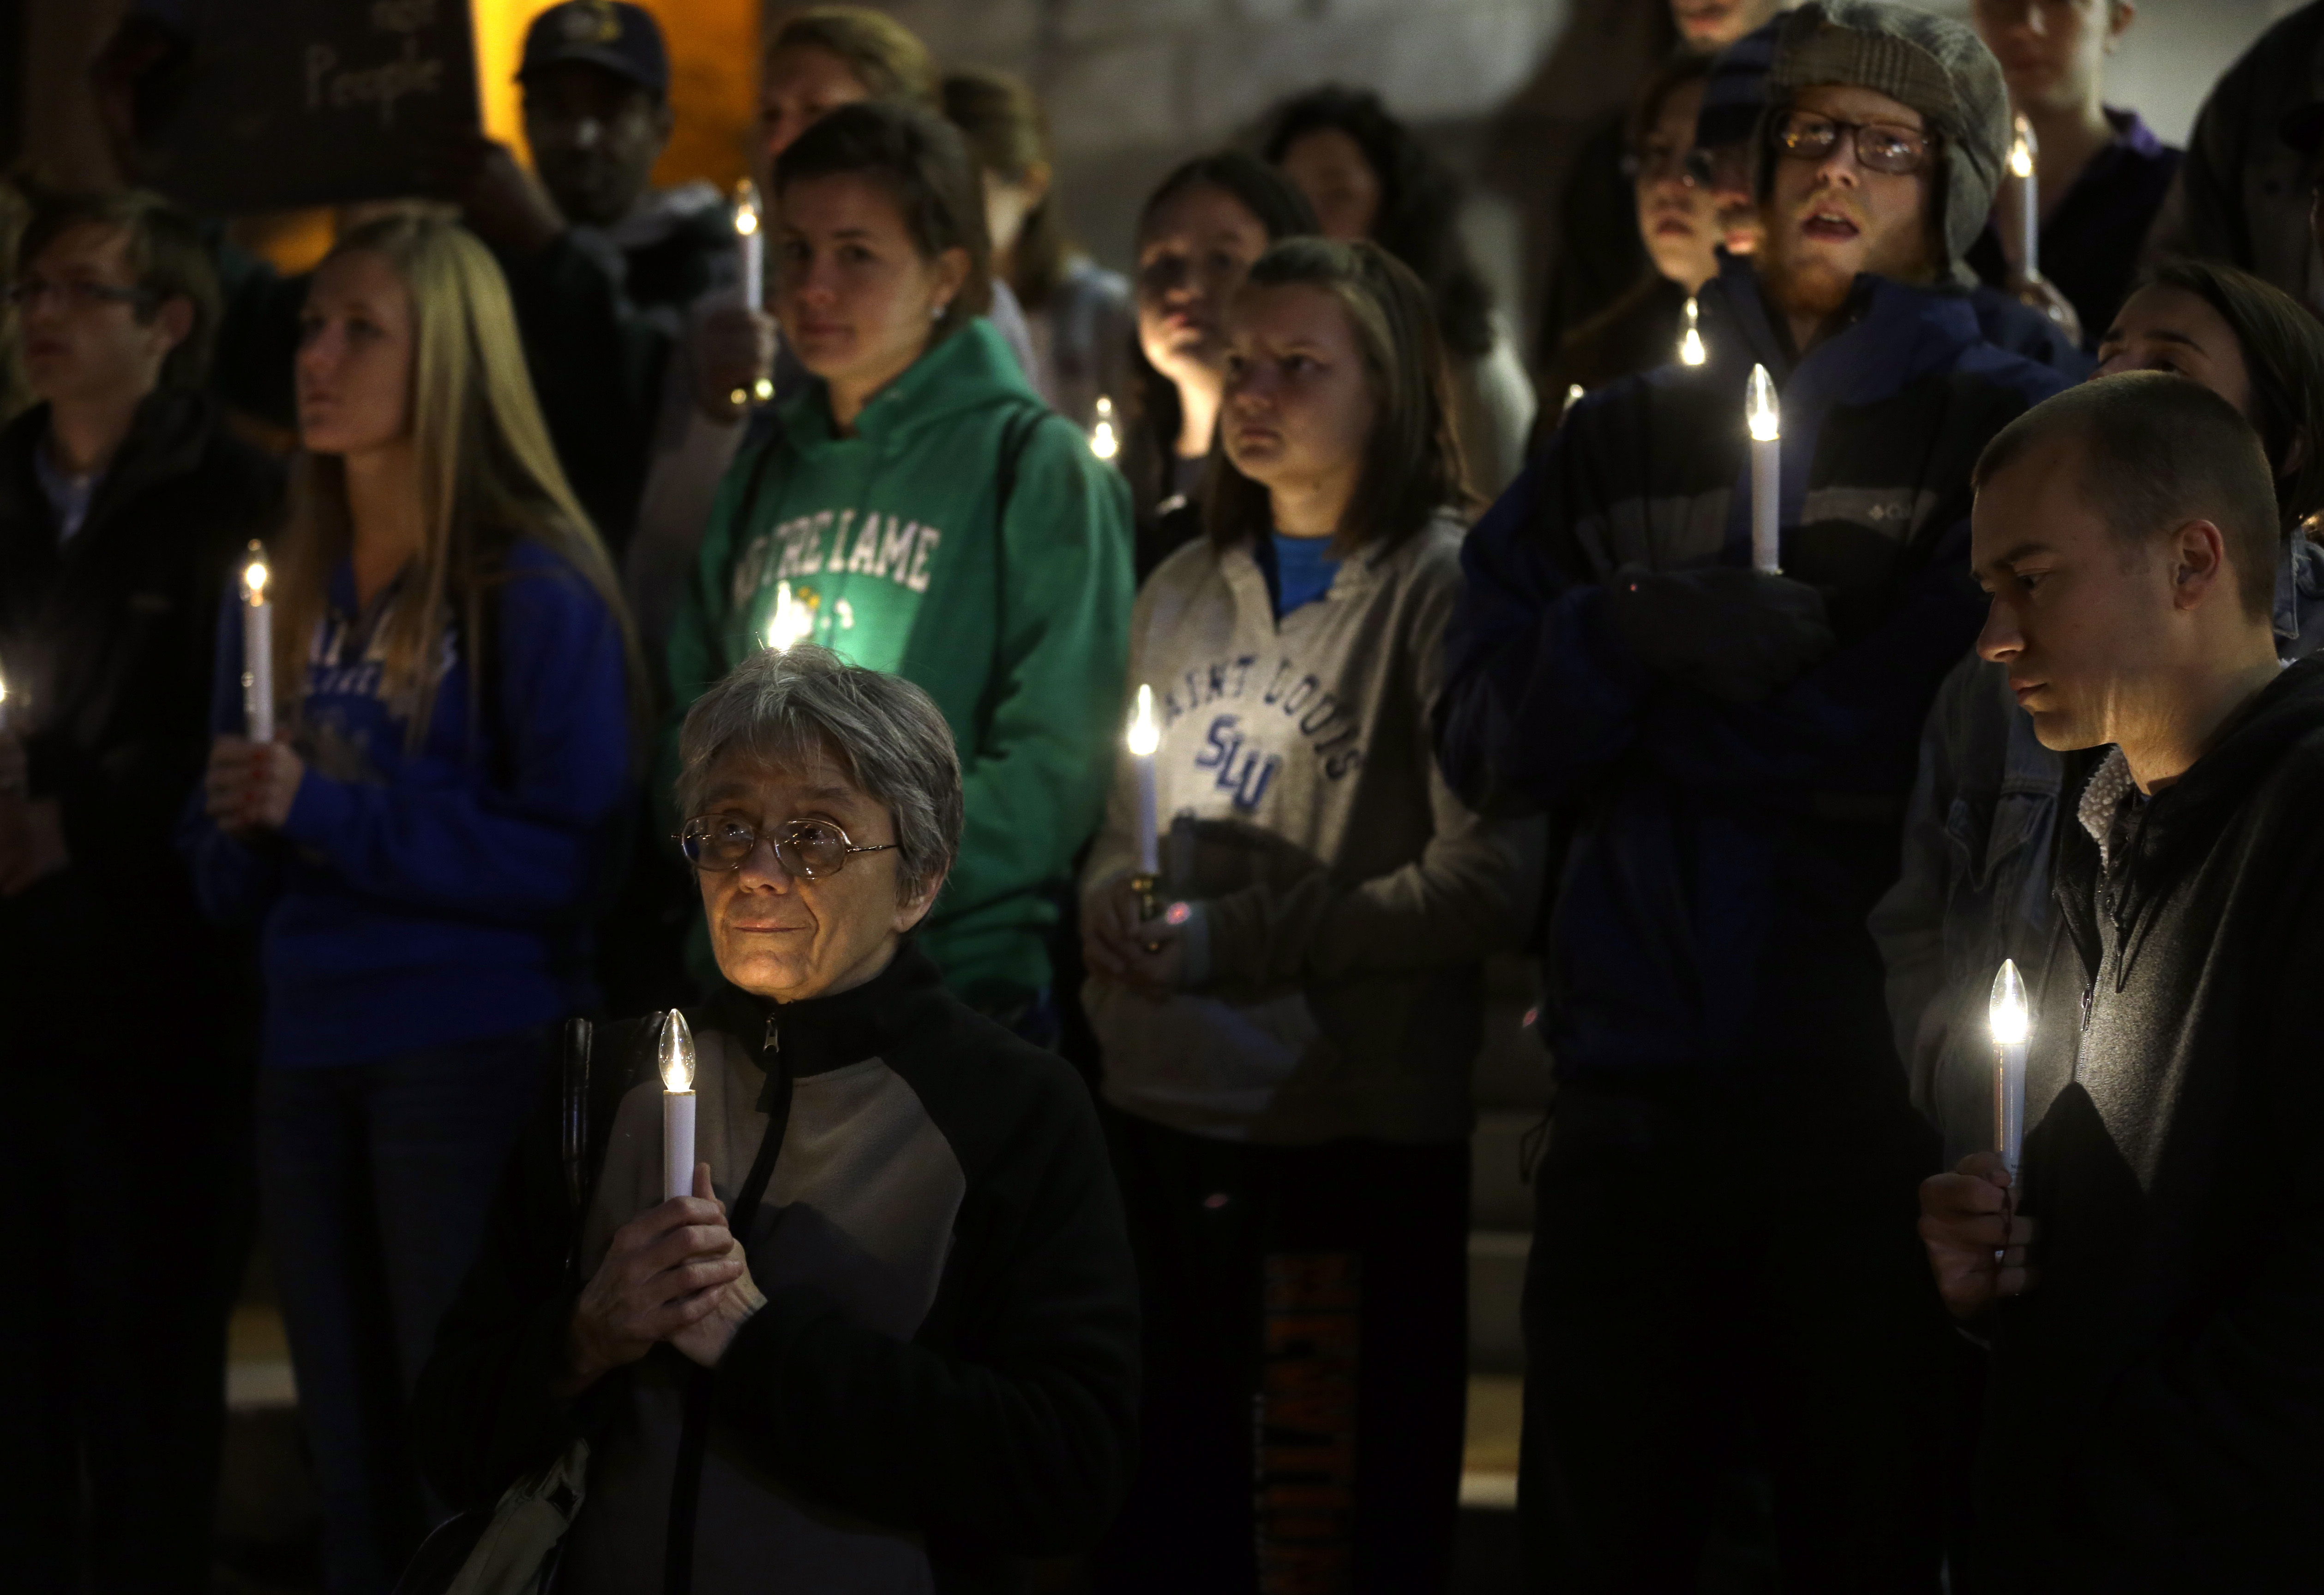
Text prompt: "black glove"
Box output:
[[1603, 565, 1836, 704]]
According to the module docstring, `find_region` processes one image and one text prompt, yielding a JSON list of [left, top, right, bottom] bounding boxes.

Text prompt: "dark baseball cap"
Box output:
[[519, 1, 669, 96]]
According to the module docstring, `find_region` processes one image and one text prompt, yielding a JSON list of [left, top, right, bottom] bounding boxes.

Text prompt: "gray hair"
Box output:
[[675, 644, 964, 903]]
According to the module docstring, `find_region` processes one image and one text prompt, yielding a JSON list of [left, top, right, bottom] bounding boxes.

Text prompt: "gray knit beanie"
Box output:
[[1761, 0, 2012, 285]]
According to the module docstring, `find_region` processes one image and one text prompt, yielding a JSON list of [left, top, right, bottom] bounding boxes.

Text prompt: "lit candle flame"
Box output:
[[1989, 958, 2029, 1047], [763, 581, 811, 653], [243, 540, 269, 602], [733, 179, 761, 238], [1747, 364, 1779, 443], [659, 1007, 697, 1092], [1090, 394, 1119, 461], [2009, 114, 2035, 181], [1127, 683, 1159, 757], [1566, 383, 1584, 407], [1678, 296, 1706, 366]]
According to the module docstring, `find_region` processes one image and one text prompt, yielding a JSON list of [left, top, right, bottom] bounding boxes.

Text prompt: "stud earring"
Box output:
[[931, 300, 947, 322]]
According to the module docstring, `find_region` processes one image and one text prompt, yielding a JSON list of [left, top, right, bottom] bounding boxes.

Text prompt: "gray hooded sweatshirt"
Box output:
[[1082, 512, 1540, 1146]]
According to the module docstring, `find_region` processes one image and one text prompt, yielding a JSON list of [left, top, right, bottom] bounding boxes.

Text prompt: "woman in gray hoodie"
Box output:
[[1080, 238, 1538, 1590]]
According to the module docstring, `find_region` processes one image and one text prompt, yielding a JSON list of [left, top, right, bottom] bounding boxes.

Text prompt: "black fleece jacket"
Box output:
[[412, 941, 1140, 1593], [1978, 660, 2324, 1589], [0, 390, 278, 1025]]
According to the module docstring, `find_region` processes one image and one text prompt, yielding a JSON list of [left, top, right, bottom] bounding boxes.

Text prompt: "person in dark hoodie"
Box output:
[[413, 642, 1140, 1593], [1434, 3, 2069, 1585], [179, 214, 640, 1595], [1920, 370, 2324, 1587], [1875, 259, 2324, 1175], [0, 185, 278, 1592]]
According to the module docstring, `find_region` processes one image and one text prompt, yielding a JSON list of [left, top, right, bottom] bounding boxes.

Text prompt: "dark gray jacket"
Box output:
[[1974, 660, 2324, 1586]]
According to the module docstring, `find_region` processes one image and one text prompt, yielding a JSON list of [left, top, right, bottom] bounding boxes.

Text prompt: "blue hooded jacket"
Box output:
[[180, 540, 632, 1068], [1435, 254, 2068, 1089]]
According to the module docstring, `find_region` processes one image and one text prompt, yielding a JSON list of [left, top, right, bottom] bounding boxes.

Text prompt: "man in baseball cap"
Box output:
[[517, 0, 674, 231]]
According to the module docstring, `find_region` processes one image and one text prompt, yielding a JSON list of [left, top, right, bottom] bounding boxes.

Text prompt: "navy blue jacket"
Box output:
[[180, 540, 632, 1068], [1435, 256, 2069, 1090]]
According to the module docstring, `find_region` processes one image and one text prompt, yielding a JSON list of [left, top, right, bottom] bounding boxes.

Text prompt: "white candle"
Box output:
[[2011, 115, 2039, 284], [1128, 683, 1159, 877], [1089, 395, 1119, 461], [1747, 365, 1781, 575], [1990, 959, 2030, 1178], [1678, 296, 1706, 366], [661, 1007, 698, 1202], [241, 541, 274, 744], [734, 178, 764, 311]]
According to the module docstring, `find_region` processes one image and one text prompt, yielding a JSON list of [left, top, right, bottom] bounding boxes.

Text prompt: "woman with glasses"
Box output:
[[413, 642, 1141, 1590], [666, 100, 1132, 1040], [1082, 238, 1537, 1590], [1264, 85, 1537, 493], [1546, 52, 1732, 400], [180, 214, 641, 1595]]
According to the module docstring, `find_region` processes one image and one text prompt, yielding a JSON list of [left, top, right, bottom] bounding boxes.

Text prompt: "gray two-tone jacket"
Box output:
[[1082, 512, 1541, 1146], [412, 943, 1140, 1593]]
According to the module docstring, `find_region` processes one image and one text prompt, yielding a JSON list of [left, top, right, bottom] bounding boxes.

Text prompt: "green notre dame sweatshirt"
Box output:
[[667, 319, 1135, 1005]]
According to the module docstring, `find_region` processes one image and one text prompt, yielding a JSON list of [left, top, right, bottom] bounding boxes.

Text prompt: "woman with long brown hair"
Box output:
[[1081, 238, 1538, 1590], [181, 213, 640, 1594]]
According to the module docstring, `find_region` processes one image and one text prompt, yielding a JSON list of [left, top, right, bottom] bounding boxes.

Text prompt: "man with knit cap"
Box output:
[[1437, 3, 2069, 1586]]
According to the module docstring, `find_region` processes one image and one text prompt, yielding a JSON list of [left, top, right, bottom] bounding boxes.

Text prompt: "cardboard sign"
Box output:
[[142, 0, 481, 214]]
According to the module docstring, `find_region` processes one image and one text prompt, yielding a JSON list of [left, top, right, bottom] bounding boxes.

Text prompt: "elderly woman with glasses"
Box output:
[[410, 644, 1139, 1591]]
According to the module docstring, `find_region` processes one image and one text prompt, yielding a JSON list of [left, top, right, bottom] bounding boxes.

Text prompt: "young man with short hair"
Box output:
[[1436, 2, 2070, 1583], [0, 184, 280, 1589], [1922, 370, 2324, 1585]]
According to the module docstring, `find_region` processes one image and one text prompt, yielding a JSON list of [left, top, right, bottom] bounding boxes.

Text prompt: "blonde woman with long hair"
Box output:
[[181, 214, 640, 1593]]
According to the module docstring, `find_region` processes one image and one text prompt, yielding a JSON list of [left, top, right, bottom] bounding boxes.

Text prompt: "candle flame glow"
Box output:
[[659, 1007, 697, 1092], [243, 540, 269, 602], [1678, 296, 1706, 366], [733, 179, 761, 237], [764, 581, 812, 653], [1127, 683, 1159, 757], [1747, 364, 1779, 443], [1090, 394, 1119, 461], [1989, 958, 2029, 1046], [2010, 114, 2036, 180]]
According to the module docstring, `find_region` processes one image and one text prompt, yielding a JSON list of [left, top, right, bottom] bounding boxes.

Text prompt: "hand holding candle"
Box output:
[[661, 1008, 698, 1202], [1747, 365, 1781, 575], [241, 541, 274, 744], [1990, 958, 2030, 1179]]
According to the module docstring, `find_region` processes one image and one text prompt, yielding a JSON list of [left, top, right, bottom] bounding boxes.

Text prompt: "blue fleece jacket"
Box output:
[[1435, 255, 2069, 1090], [181, 540, 631, 1068]]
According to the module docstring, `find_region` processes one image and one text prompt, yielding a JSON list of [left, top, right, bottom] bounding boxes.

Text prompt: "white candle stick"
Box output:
[[661, 1007, 698, 1202], [1678, 295, 1706, 366], [2011, 115, 2040, 284], [1747, 365, 1781, 574], [241, 541, 274, 744], [734, 178, 764, 311], [1128, 684, 1160, 878], [1990, 958, 2030, 1178]]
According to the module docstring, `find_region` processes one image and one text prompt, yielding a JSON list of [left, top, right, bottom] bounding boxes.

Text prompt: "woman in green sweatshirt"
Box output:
[[667, 101, 1133, 1023]]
